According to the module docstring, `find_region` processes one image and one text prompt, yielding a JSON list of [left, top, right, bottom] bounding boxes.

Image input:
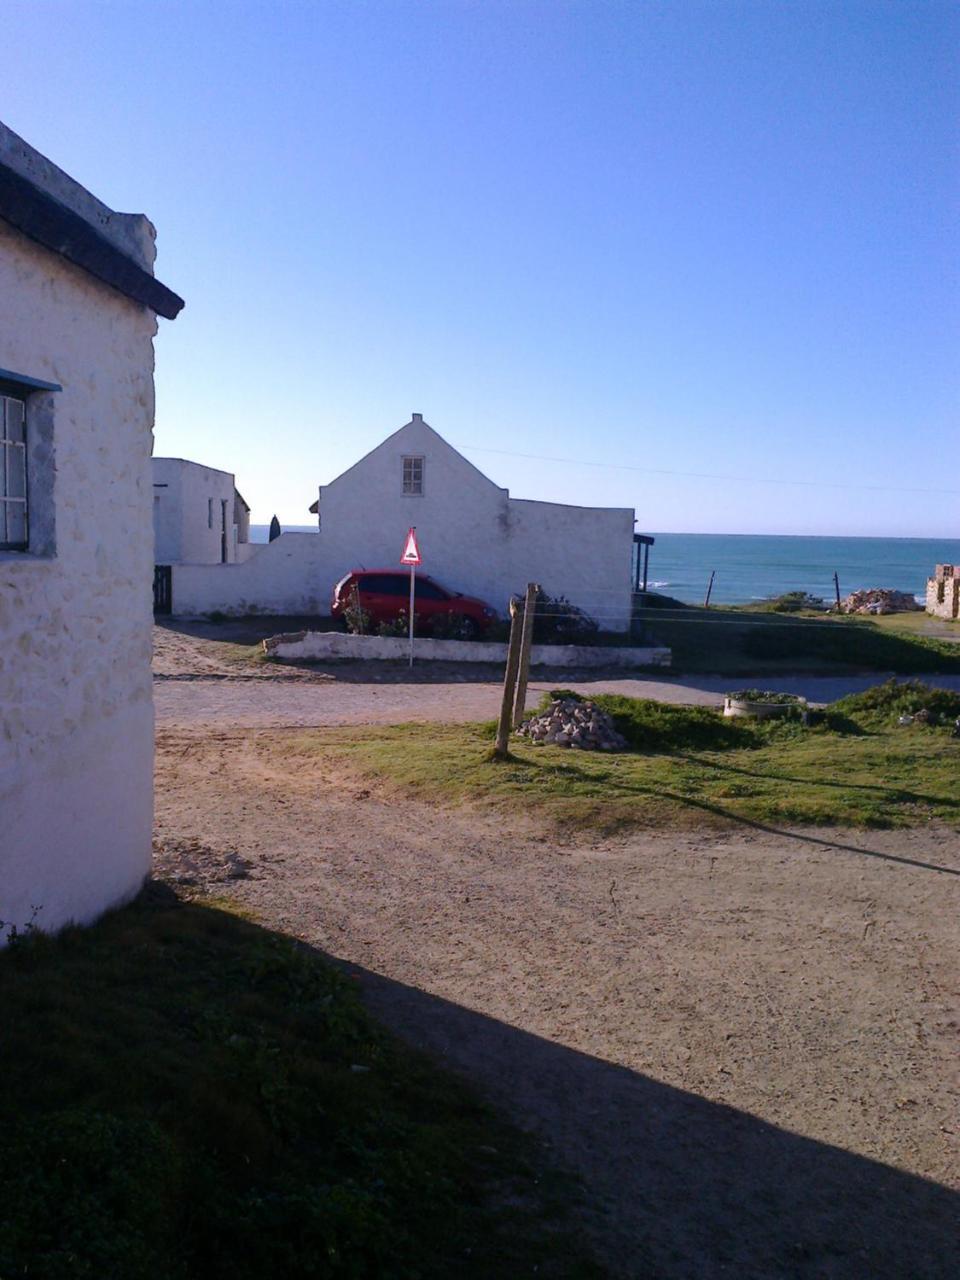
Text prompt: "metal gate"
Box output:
[[153, 565, 172, 615]]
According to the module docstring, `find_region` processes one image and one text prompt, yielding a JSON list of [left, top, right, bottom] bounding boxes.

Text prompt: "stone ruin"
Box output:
[[840, 588, 920, 615], [926, 565, 960, 621], [517, 697, 628, 751]]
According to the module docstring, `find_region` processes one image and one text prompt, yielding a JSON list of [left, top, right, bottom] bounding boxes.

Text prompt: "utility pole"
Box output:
[[703, 570, 716, 608], [494, 597, 524, 760], [512, 583, 539, 729]]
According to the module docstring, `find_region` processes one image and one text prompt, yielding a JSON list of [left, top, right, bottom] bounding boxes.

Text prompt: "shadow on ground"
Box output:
[[345, 957, 958, 1279]]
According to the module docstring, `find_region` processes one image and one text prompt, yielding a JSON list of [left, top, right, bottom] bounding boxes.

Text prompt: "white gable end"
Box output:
[[314, 416, 635, 630]]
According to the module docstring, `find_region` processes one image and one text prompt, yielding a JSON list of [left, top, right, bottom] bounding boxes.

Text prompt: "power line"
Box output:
[[455, 444, 960, 498]]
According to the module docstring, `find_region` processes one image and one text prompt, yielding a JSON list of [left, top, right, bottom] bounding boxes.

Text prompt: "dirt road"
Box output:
[[154, 623, 960, 730], [154, 728, 960, 1277]]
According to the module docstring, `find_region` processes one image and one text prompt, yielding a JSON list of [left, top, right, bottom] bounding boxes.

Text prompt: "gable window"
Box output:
[[402, 455, 424, 495], [0, 393, 28, 550]]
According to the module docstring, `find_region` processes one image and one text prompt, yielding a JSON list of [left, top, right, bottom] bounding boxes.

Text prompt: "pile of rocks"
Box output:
[[841, 588, 920, 615], [517, 697, 628, 751]]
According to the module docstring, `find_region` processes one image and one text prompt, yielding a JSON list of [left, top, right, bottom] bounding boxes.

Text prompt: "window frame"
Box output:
[[0, 369, 60, 560], [402, 454, 424, 496], [0, 390, 29, 551]]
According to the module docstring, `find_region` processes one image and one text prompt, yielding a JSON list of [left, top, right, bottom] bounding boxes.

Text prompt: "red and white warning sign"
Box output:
[[400, 527, 421, 565]]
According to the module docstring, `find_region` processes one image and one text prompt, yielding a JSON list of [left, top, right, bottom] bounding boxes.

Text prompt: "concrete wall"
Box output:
[[172, 533, 323, 616], [265, 629, 671, 668], [316, 416, 635, 630], [152, 458, 241, 565], [0, 212, 158, 938]]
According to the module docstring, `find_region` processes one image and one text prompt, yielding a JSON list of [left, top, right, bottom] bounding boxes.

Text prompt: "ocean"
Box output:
[[641, 534, 960, 606], [251, 526, 958, 608]]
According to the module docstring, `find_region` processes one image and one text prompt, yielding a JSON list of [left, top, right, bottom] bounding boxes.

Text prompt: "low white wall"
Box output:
[[264, 630, 671, 668], [171, 533, 323, 616]]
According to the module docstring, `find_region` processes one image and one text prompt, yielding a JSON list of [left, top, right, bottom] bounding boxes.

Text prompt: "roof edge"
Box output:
[[0, 157, 184, 319]]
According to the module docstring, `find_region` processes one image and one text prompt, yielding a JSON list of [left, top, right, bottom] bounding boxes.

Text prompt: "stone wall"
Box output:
[[926, 564, 960, 621], [0, 214, 158, 938]]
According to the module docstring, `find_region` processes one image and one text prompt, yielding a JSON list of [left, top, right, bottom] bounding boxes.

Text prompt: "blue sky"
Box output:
[[3, 0, 957, 535]]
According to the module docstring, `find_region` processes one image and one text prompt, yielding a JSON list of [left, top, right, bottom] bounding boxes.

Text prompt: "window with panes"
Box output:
[[402, 455, 424, 495], [0, 392, 28, 550]]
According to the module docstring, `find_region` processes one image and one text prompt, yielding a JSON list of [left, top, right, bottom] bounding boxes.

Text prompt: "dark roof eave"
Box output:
[[0, 160, 184, 320]]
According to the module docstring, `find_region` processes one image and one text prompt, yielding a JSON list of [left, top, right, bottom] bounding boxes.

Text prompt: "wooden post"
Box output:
[[833, 571, 842, 612], [494, 597, 524, 760], [512, 583, 539, 729], [642, 542, 650, 593], [703, 570, 716, 608]]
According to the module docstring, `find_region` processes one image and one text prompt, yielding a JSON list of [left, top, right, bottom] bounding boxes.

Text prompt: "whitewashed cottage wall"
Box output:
[[0, 129, 170, 938]]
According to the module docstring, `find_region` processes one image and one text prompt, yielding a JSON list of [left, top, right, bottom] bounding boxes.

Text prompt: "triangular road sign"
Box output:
[[400, 527, 421, 565]]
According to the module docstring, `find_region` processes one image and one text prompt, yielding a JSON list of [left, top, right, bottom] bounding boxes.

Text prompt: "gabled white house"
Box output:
[[312, 415, 635, 629], [152, 457, 252, 566], [170, 415, 635, 629], [0, 120, 183, 939]]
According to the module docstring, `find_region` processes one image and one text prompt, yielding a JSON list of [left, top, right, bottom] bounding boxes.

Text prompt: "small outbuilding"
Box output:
[[0, 120, 183, 938], [153, 457, 252, 567]]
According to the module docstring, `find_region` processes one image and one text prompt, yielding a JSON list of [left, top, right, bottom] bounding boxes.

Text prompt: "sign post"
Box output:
[[400, 527, 421, 667]]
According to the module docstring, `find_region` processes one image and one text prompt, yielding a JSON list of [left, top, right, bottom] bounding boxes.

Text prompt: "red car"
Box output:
[[331, 569, 498, 638]]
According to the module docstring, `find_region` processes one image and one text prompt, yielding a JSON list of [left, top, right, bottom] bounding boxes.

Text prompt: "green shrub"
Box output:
[[342, 585, 372, 636], [531, 591, 599, 645], [429, 610, 477, 640], [750, 592, 826, 614], [726, 689, 804, 705], [833, 678, 960, 726], [376, 610, 408, 638]]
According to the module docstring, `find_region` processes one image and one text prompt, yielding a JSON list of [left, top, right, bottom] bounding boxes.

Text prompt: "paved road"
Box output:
[[154, 669, 960, 730]]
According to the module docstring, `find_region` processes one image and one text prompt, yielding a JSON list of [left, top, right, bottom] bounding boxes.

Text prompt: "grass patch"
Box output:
[[0, 890, 600, 1279], [291, 684, 960, 832], [634, 603, 960, 675]]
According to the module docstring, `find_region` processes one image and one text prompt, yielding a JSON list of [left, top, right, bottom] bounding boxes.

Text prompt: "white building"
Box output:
[[172, 415, 636, 630], [153, 457, 252, 567], [0, 120, 183, 939]]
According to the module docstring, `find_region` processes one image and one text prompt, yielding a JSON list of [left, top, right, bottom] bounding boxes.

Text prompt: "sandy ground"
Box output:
[[154, 713, 960, 1277], [154, 622, 960, 730]]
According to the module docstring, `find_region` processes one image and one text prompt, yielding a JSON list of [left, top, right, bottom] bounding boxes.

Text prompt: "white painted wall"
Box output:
[[172, 533, 324, 616], [152, 457, 242, 565], [168, 417, 636, 627], [0, 154, 160, 939], [316, 417, 635, 630], [266, 630, 671, 668]]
